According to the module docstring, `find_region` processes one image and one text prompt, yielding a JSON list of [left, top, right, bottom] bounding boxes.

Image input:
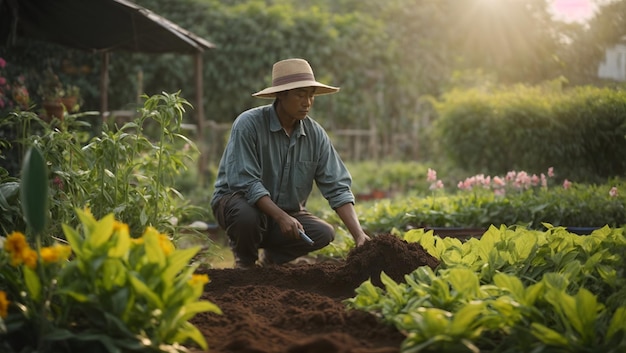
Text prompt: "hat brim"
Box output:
[[252, 81, 339, 99]]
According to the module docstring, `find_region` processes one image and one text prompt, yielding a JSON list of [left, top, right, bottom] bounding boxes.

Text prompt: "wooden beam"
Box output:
[[100, 51, 109, 121], [194, 53, 206, 185]]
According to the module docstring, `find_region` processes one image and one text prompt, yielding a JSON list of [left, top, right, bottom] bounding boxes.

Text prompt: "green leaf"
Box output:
[[62, 224, 83, 257], [179, 300, 222, 321], [531, 322, 569, 346], [108, 225, 131, 258], [417, 307, 452, 336], [75, 208, 98, 232], [493, 273, 525, 303], [606, 306, 626, 341], [542, 273, 569, 291], [162, 247, 199, 283], [129, 274, 163, 309], [447, 268, 480, 299], [88, 213, 115, 248], [20, 147, 49, 234], [101, 259, 128, 290], [449, 302, 485, 338], [347, 279, 381, 309], [416, 230, 438, 258], [23, 265, 42, 301], [143, 227, 166, 267], [59, 290, 89, 302], [171, 321, 208, 350], [570, 288, 601, 343], [380, 271, 405, 304]]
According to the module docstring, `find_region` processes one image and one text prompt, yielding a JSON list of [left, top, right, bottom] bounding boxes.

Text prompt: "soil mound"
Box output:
[[191, 233, 439, 353]]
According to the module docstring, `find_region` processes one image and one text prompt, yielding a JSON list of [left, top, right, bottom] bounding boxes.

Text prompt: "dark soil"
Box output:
[[190, 234, 440, 353]]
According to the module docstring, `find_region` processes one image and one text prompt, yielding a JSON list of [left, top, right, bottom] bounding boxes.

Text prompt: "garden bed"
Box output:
[[189, 234, 440, 353]]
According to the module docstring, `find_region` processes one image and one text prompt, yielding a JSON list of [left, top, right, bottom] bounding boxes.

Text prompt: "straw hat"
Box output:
[[252, 58, 339, 99]]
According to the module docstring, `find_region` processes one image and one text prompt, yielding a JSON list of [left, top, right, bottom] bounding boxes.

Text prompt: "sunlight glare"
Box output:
[[550, 0, 596, 23]]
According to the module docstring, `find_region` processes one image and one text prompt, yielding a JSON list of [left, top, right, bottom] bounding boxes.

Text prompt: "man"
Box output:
[[211, 58, 370, 269]]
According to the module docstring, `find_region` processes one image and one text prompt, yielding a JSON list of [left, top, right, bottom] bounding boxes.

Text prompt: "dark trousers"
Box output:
[[212, 193, 335, 265]]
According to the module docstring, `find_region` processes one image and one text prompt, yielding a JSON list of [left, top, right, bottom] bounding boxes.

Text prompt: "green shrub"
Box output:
[[347, 225, 626, 352], [0, 92, 204, 240], [433, 85, 626, 183], [0, 148, 220, 352]]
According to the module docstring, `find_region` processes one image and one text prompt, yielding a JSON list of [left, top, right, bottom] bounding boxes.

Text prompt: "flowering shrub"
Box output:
[[0, 57, 30, 114], [456, 167, 555, 196], [427, 168, 444, 191], [0, 147, 220, 353]]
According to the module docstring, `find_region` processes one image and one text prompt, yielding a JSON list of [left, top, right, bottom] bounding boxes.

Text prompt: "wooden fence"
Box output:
[[196, 120, 427, 167]]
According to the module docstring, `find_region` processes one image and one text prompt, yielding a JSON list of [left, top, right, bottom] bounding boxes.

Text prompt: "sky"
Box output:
[[550, 0, 597, 22]]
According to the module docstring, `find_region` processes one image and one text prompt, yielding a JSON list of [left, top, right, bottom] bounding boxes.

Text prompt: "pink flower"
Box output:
[[563, 179, 572, 189], [12, 85, 29, 108], [531, 174, 540, 186], [609, 187, 618, 198], [0, 57, 5, 69], [430, 180, 444, 190], [505, 171, 517, 182], [0, 77, 6, 86], [457, 177, 475, 191], [548, 167, 554, 178], [515, 171, 531, 189], [427, 168, 437, 182], [483, 175, 491, 189], [53, 176, 64, 191], [493, 176, 506, 187]]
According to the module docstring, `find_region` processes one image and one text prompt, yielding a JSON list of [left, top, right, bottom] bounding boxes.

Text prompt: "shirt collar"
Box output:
[[269, 103, 307, 137]]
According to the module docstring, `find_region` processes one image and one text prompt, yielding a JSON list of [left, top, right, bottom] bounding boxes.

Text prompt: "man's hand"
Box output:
[[335, 202, 371, 247], [276, 213, 303, 240], [353, 231, 370, 247], [256, 195, 302, 239]]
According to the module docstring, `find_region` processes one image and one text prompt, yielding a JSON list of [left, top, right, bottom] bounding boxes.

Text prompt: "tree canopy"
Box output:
[[2, 0, 623, 129]]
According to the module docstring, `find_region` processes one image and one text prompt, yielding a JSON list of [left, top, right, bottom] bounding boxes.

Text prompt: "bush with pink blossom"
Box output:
[[0, 57, 31, 116]]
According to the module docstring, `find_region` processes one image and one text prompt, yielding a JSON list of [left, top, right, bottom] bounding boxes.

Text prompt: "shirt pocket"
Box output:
[[294, 161, 317, 199]]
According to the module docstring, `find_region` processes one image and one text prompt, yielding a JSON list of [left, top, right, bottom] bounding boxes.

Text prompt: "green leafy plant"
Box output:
[[37, 68, 64, 103], [0, 146, 221, 353], [346, 226, 626, 352], [1, 91, 202, 240]]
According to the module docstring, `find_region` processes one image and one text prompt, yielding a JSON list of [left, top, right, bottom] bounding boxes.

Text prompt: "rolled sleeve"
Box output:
[[212, 108, 272, 207], [314, 132, 355, 209]]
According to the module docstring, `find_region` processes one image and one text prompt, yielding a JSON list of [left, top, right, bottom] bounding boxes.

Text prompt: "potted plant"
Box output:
[[60, 84, 80, 113], [37, 68, 64, 121]]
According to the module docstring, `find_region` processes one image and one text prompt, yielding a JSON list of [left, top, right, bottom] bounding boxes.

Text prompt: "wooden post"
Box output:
[[195, 53, 206, 186], [100, 51, 109, 121]]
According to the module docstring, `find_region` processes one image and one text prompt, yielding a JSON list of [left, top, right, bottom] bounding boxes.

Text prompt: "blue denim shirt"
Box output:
[[211, 103, 354, 212]]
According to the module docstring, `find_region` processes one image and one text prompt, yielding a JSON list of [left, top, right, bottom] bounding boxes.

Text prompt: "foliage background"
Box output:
[[2, 0, 626, 181]]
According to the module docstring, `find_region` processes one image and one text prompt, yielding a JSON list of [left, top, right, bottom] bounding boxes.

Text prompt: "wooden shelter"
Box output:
[[0, 0, 214, 131], [1, 0, 215, 176]]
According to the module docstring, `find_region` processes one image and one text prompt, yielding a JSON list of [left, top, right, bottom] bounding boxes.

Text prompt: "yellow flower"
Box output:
[[5, 232, 37, 268], [139, 226, 175, 255], [158, 234, 175, 256], [189, 274, 209, 286], [113, 221, 129, 234], [5, 231, 29, 255], [40, 244, 72, 263], [131, 237, 144, 245], [0, 290, 9, 318], [22, 248, 38, 269]]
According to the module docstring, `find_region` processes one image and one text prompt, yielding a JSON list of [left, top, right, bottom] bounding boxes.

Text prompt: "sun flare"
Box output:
[[550, 0, 596, 23]]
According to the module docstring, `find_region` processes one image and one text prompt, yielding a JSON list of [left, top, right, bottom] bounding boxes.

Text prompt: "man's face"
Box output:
[[277, 87, 316, 121]]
